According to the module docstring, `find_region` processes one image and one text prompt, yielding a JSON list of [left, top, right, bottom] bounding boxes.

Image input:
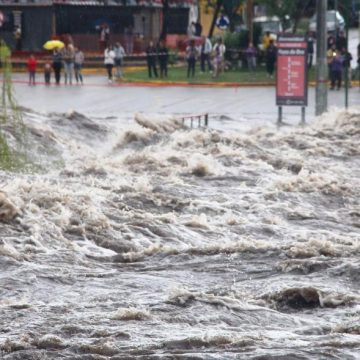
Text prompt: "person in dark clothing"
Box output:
[[14, 26, 22, 51], [44, 62, 51, 85], [52, 48, 63, 85], [194, 21, 202, 37], [146, 41, 158, 78], [157, 41, 169, 78], [186, 39, 198, 78], [307, 32, 315, 69], [342, 47, 353, 87], [327, 34, 336, 50], [266, 40, 277, 78], [336, 31, 347, 51], [329, 50, 343, 90]]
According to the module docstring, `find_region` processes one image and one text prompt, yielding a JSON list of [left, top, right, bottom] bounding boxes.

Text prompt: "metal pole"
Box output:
[[277, 106, 282, 124], [359, 4, 360, 46], [334, 0, 339, 41], [315, 0, 328, 116], [247, 0, 254, 44], [301, 107, 306, 124], [345, 1, 350, 109]]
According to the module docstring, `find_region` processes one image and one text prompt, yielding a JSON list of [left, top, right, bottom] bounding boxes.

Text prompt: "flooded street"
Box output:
[[0, 83, 360, 359]]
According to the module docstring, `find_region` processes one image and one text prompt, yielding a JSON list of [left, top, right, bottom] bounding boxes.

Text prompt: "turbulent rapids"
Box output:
[[0, 108, 359, 359]]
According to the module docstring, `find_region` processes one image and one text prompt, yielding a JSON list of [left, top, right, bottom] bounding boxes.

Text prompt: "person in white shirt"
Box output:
[[200, 36, 212, 73], [212, 38, 226, 78], [104, 45, 115, 83]]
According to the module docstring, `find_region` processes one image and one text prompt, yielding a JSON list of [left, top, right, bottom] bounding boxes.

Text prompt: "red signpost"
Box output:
[[276, 34, 308, 124]]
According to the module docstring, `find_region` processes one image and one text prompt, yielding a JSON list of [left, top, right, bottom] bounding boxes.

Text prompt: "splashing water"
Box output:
[[0, 108, 359, 359]]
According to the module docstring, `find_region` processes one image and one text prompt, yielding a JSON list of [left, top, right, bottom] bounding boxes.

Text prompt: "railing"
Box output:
[[179, 113, 209, 128]]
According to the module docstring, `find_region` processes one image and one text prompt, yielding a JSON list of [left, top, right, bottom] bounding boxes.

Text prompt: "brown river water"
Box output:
[[0, 108, 359, 359]]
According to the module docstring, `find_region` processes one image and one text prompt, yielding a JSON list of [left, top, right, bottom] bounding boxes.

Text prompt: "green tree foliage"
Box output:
[[207, 0, 245, 36], [0, 39, 26, 170], [223, 0, 243, 30]]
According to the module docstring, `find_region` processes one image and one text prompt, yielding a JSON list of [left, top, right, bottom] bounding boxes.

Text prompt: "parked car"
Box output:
[[253, 16, 283, 37], [309, 10, 345, 33]]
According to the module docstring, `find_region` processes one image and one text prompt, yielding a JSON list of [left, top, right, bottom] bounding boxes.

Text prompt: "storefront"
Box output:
[[0, 0, 197, 52]]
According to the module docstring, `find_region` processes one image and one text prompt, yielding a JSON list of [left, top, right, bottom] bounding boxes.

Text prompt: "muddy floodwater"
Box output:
[[0, 108, 359, 360]]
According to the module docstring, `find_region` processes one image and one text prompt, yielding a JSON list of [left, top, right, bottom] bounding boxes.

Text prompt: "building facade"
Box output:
[[0, 0, 197, 51]]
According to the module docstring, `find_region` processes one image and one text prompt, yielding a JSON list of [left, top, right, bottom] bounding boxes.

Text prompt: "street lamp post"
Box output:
[[315, 0, 328, 116]]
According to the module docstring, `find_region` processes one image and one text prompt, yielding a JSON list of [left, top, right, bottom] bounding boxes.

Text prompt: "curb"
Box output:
[[9, 69, 360, 88]]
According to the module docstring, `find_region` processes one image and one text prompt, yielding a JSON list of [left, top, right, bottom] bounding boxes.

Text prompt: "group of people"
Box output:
[[26, 30, 358, 88], [144, 36, 226, 80], [103, 42, 126, 83], [186, 37, 226, 78], [236, 31, 277, 78], [250, 30, 355, 89], [27, 43, 85, 86], [326, 32, 353, 90]]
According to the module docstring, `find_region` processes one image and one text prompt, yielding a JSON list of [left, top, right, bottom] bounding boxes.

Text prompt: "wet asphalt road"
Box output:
[[11, 72, 359, 131]]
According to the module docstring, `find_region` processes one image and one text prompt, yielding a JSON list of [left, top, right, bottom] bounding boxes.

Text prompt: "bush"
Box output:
[[0, 40, 27, 170], [168, 49, 179, 66]]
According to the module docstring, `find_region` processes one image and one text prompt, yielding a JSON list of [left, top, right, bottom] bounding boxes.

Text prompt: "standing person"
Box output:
[[114, 42, 126, 79], [27, 54, 37, 85], [327, 44, 337, 76], [262, 31, 272, 51], [186, 39, 198, 78], [14, 26, 22, 51], [342, 47, 353, 88], [195, 21, 202, 37], [327, 34, 336, 50], [200, 36, 212, 73], [187, 22, 196, 38], [329, 50, 343, 90], [124, 26, 134, 55], [146, 41, 158, 78], [212, 38, 226, 78], [99, 24, 110, 52], [265, 39, 277, 78], [63, 43, 75, 85], [44, 62, 51, 85], [307, 32, 315, 69], [336, 31, 347, 51], [157, 40, 169, 78], [104, 44, 115, 83], [52, 48, 63, 85], [245, 42, 257, 74], [74, 47, 85, 84]]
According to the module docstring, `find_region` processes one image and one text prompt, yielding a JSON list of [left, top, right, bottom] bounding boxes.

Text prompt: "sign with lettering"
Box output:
[[276, 35, 308, 107]]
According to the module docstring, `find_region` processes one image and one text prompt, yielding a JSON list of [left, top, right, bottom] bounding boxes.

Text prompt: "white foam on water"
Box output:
[[1, 107, 360, 359]]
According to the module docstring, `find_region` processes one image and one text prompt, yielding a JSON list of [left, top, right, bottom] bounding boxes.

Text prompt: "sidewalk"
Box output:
[[11, 74, 360, 131]]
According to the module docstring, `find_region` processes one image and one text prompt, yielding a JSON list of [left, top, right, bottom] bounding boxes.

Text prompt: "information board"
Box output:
[[276, 35, 308, 107]]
